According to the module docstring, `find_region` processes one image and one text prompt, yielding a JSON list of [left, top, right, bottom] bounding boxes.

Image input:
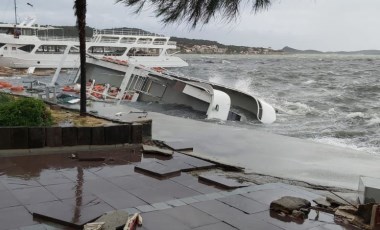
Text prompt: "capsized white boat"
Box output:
[[72, 56, 276, 124]]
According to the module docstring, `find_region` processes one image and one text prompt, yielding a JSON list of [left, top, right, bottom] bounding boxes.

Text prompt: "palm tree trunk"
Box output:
[[74, 0, 87, 116]]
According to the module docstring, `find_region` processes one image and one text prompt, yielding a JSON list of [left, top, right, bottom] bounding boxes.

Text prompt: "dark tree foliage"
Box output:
[[73, 0, 87, 116], [116, 0, 271, 27]]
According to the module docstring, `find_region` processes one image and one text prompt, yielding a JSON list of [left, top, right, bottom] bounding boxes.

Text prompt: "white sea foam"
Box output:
[[346, 112, 366, 119], [282, 101, 314, 116], [303, 80, 315, 85], [312, 137, 378, 155], [367, 116, 380, 126]]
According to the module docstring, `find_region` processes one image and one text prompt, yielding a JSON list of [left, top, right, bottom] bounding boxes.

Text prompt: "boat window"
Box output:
[[12, 47, 16, 51], [0, 43, 5, 48], [120, 37, 136, 44], [127, 47, 162, 57], [4, 47, 7, 50], [35, 45, 67, 54], [137, 38, 152, 44], [69, 46, 80, 54], [18, 44, 35, 53], [87, 46, 127, 56], [153, 38, 167, 45], [99, 36, 119, 43]]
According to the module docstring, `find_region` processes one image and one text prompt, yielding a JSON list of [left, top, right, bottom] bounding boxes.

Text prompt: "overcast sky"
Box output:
[[1, 0, 379, 51]]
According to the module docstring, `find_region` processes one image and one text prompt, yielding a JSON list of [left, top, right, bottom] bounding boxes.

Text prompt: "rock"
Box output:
[[291, 210, 306, 220], [270, 196, 311, 215], [313, 197, 332, 208], [95, 210, 129, 230]]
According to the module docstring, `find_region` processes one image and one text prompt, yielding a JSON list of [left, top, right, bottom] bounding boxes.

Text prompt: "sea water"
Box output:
[[171, 54, 380, 155], [3, 54, 379, 155]]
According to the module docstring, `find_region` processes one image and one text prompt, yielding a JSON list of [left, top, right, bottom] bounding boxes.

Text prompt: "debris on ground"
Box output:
[[142, 144, 174, 156], [270, 196, 311, 216], [94, 210, 130, 230], [124, 213, 143, 230], [83, 222, 105, 230]]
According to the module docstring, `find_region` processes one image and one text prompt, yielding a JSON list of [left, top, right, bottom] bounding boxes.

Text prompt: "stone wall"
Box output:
[[0, 123, 150, 150]]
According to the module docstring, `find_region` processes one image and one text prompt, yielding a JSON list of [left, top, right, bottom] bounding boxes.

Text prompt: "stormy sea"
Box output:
[[2, 54, 379, 155], [155, 54, 380, 155]]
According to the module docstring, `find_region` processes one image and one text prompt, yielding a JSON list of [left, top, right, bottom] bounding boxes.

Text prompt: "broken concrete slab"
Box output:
[[95, 210, 129, 230], [313, 197, 331, 208], [163, 141, 193, 151], [143, 145, 174, 156], [135, 162, 181, 179], [198, 174, 251, 190], [270, 196, 311, 215]]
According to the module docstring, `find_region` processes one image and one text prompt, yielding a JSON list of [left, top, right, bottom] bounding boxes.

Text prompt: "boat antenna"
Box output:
[[14, 0, 17, 25]]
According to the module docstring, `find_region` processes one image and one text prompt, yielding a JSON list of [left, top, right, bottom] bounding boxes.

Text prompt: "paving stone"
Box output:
[[135, 161, 181, 178], [136, 204, 156, 213], [29, 200, 112, 228], [174, 154, 215, 169], [35, 171, 72, 186], [0, 127, 11, 149], [180, 197, 199, 205], [162, 205, 220, 228], [121, 208, 139, 215], [166, 199, 187, 207], [77, 127, 92, 145], [192, 222, 237, 230], [199, 175, 251, 189], [218, 194, 269, 214], [0, 189, 20, 209], [28, 127, 45, 148], [1, 178, 41, 190], [242, 188, 313, 206], [95, 189, 147, 210], [61, 127, 78, 146], [95, 210, 129, 230], [45, 127, 62, 147], [0, 206, 38, 230], [131, 123, 142, 144], [171, 173, 222, 194], [91, 126, 105, 145], [163, 141, 194, 151], [19, 224, 52, 230], [129, 187, 175, 204], [138, 211, 191, 230], [89, 165, 136, 178], [247, 210, 322, 230], [109, 174, 161, 191], [12, 186, 58, 205], [156, 159, 195, 171], [45, 182, 86, 200], [11, 127, 29, 149], [151, 202, 172, 210]]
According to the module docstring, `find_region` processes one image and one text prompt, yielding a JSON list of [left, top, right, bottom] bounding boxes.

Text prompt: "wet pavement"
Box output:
[[0, 146, 353, 230]]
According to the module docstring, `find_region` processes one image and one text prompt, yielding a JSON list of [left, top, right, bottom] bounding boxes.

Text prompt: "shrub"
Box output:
[[0, 95, 53, 126]]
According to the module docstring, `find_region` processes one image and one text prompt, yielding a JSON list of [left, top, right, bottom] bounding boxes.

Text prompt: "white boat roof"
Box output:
[[0, 23, 59, 30]]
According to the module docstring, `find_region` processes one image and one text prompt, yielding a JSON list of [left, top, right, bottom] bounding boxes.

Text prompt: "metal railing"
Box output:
[[37, 36, 93, 42], [93, 28, 166, 37]]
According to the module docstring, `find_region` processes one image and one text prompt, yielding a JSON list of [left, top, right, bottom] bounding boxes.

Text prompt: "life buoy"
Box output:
[[62, 86, 74, 92]]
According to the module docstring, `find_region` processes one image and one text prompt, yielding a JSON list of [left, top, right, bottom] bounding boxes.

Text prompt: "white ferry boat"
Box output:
[[0, 17, 188, 69]]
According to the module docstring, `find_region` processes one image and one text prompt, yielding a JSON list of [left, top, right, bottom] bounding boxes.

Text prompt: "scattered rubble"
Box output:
[[270, 196, 311, 215], [94, 210, 130, 230]]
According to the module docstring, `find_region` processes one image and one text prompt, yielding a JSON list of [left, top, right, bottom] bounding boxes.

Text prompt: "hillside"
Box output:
[[44, 25, 280, 54], [282, 46, 380, 55]]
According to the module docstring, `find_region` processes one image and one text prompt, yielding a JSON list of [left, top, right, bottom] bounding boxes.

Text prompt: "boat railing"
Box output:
[[38, 36, 93, 42], [93, 28, 166, 37]]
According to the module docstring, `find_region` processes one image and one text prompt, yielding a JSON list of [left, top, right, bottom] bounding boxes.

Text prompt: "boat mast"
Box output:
[[14, 0, 17, 25]]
